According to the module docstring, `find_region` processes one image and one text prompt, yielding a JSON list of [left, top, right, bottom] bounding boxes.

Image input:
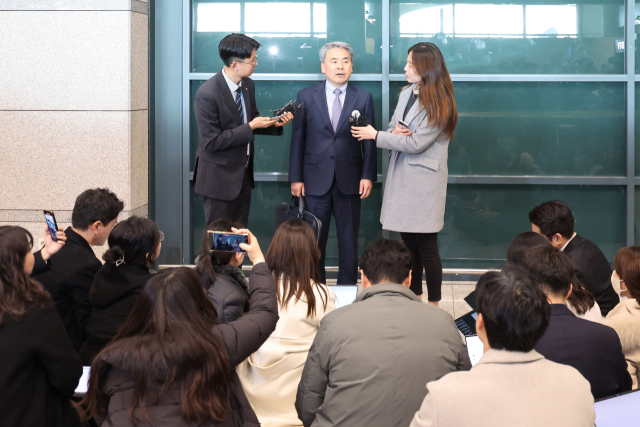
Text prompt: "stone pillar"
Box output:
[[0, 0, 149, 254]]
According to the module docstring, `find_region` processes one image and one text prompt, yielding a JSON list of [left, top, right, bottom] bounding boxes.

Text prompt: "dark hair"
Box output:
[[528, 200, 574, 240], [266, 221, 327, 318], [506, 231, 552, 266], [102, 216, 161, 266], [195, 219, 243, 290], [521, 245, 574, 297], [0, 226, 51, 325], [476, 264, 550, 352], [218, 33, 261, 66], [359, 238, 413, 285], [408, 42, 458, 140], [81, 268, 230, 425], [614, 246, 640, 301], [71, 188, 124, 230]]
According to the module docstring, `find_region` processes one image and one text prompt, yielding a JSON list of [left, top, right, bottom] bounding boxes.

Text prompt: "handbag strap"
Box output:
[[290, 196, 306, 216]]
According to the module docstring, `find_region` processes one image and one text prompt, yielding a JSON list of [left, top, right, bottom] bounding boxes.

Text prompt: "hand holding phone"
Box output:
[[43, 211, 59, 242], [41, 211, 66, 261], [208, 231, 249, 253], [398, 119, 409, 129]]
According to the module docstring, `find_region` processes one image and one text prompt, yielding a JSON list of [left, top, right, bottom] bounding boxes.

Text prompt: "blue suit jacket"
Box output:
[[289, 82, 377, 196]]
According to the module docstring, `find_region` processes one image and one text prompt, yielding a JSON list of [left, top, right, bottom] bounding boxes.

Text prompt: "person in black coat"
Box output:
[[193, 33, 293, 227], [196, 219, 250, 324], [33, 188, 124, 351], [529, 200, 619, 316], [79, 216, 163, 364], [522, 245, 632, 399], [0, 226, 83, 427]]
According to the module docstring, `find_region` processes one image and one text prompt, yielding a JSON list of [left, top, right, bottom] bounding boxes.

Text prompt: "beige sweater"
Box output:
[[604, 299, 640, 389], [237, 281, 336, 427]]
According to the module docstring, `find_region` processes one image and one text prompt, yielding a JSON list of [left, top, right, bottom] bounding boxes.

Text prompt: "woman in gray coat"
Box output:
[[352, 42, 458, 305]]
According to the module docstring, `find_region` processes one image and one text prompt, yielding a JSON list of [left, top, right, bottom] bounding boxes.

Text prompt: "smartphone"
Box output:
[[43, 210, 59, 242], [398, 119, 409, 129], [207, 231, 248, 253]]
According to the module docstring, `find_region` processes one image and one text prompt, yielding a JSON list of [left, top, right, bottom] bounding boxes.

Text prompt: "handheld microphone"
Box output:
[[348, 110, 368, 127]]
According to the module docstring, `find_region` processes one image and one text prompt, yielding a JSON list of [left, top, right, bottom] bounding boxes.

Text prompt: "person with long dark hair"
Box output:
[[352, 42, 458, 305], [0, 226, 83, 427], [79, 216, 163, 364], [81, 228, 279, 426], [237, 220, 335, 427], [196, 219, 251, 323]]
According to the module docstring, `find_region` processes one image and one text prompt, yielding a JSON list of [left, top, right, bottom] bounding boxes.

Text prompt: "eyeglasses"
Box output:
[[237, 55, 258, 65], [159, 230, 165, 242]]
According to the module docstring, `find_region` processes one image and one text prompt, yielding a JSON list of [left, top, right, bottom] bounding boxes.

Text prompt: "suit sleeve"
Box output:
[[32, 304, 83, 397], [194, 86, 255, 153], [409, 386, 440, 427], [361, 92, 377, 181], [250, 80, 284, 137], [31, 250, 51, 277], [289, 91, 306, 183], [295, 324, 330, 427]]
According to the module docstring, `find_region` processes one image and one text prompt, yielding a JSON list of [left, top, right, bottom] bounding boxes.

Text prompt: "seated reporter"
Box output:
[[410, 265, 595, 427], [296, 238, 470, 427], [79, 216, 162, 364], [0, 226, 83, 427], [522, 246, 631, 399]]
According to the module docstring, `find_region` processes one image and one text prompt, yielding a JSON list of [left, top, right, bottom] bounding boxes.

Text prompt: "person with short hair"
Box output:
[[522, 245, 631, 399], [295, 238, 470, 427], [529, 200, 619, 316], [194, 33, 293, 227], [33, 188, 124, 351], [605, 246, 640, 389], [79, 216, 163, 364], [410, 265, 595, 427]]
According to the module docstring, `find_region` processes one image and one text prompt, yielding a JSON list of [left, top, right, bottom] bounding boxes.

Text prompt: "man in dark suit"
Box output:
[[522, 245, 632, 399], [33, 188, 124, 351], [193, 33, 293, 227], [529, 200, 619, 316], [289, 42, 377, 284]]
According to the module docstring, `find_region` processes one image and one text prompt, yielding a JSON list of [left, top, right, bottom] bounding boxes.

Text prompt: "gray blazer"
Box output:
[[409, 349, 596, 427], [376, 84, 449, 233], [295, 284, 471, 427]]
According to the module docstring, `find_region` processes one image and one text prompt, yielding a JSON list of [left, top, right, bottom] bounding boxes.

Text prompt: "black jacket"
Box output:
[[80, 263, 153, 364], [203, 263, 250, 324], [0, 303, 83, 427], [193, 70, 283, 201], [564, 234, 619, 316], [535, 304, 632, 399], [93, 262, 278, 427], [32, 228, 101, 351]]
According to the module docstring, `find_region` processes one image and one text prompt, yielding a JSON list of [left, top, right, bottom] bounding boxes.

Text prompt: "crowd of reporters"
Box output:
[[1, 190, 639, 426]]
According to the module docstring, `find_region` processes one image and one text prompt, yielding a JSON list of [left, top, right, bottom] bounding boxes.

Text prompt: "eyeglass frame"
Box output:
[[235, 54, 258, 66]]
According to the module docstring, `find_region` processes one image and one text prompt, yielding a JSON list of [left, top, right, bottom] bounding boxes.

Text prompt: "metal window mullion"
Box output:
[[626, 0, 636, 245], [182, 0, 191, 263], [381, 0, 390, 239]]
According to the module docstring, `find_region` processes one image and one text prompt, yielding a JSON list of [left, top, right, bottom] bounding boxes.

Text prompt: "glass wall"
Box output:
[[176, 0, 636, 268]]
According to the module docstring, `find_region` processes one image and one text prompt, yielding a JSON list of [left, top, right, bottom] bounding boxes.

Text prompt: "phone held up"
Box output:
[[207, 231, 248, 253], [398, 119, 409, 129], [43, 210, 59, 242]]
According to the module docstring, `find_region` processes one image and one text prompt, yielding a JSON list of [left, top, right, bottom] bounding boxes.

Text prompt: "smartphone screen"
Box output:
[[208, 231, 248, 253], [43, 211, 58, 242], [398, 120, 409, 129]]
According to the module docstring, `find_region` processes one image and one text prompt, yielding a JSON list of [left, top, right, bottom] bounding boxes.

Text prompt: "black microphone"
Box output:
[[348, 110, 368, 127]]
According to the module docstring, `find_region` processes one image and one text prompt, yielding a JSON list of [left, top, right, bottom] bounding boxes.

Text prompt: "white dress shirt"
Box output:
[[560, 232, 577, 252], [325, 81, 347, 122]]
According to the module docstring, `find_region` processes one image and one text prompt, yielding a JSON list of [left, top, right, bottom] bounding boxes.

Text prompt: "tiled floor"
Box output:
[[328, 280, 476, 319]]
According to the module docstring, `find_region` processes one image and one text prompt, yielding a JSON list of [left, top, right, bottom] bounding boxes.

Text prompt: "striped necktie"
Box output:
[[235, 87, 244, 123]]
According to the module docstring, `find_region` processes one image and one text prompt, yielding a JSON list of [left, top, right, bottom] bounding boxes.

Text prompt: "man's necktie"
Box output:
[[331, 88, 342, 132], [236, 87, 250, 167]]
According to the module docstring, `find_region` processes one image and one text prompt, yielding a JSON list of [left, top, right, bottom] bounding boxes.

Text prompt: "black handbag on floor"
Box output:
[[273, 196, 322, 241]]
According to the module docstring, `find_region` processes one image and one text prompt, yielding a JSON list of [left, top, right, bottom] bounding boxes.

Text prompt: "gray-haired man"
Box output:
[[288, 41, 377, 284]]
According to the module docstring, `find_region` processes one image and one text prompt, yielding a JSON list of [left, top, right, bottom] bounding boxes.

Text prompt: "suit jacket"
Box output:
[[32, 227, 101, 351], [193, 70, 283, 201], [288, 82, 377, 196], [409, 349, 595, 427], [535, 304, 631, 399], [564, 234, 619, 316], [376, 84, 449, 233]]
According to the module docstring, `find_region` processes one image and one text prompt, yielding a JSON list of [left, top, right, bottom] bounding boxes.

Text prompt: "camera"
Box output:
[[348, 110, 368, 127], [274, 100, 301, 117]]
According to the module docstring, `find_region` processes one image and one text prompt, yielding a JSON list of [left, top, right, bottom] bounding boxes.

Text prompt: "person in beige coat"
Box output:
[[605, 246, 640, 389], [237, 220, 336, 427], [410, 265, 595, 427]]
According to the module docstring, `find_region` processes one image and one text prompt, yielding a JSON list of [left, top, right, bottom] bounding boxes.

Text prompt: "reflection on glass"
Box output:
[[196, 3, 241, 32], [390, 81, 625, 176], [390, 0, 624, 74], [441, 185, 625, 268], [245, 3, 311, 36]]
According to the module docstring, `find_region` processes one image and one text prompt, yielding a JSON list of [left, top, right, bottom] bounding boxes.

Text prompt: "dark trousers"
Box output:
[[400, 232, 442, 301], [305, 179, 361, 285], [203, 168, 252, 227]]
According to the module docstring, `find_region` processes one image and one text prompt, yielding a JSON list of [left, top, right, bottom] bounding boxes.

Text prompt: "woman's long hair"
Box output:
[[0, 226, 50, 325], [195, 219, 243, 290], [102, 216, 161, 266], [81, 268, 231, 425], [614, 246, 640, 301], [408, 42, 458, 140], [266, 220, 327, 318]]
